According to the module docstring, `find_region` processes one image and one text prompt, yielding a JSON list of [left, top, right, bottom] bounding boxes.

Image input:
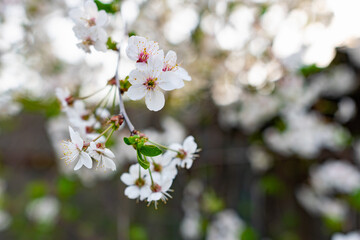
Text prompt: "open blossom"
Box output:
[[150, 155, 178, 180], [62, 126, 93, 171], [162, 50, 191, 89], [69, 0, 108, 53], [126, 36, 163, 70], [73, 25, 107, 53], [88, 142, 116, 171], [127, 54, 182, 111], [143, 174, 173, 208], [55, 88, 73, 110], [121, 164, 150, 200], [165, 136, 199, 169]]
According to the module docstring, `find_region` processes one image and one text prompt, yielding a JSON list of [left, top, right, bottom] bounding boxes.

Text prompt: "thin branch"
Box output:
[[114, 49, 136, 134]]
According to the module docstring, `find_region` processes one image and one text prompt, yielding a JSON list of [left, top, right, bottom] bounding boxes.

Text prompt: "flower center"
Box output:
[[144, 78, 157, 90], [162, 64, 174, 72], [176, 149, 187, 160], [153, 163, 162, 172], [151, 183, 162, 192], [137, 49, 149, 63], [87, 18, 96, 26], [135, 178, 145, 187], [83, 37, 94, 46]]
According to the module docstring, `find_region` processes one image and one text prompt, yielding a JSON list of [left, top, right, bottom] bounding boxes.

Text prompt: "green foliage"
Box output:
[[137, 149, 150, 169], [299, 64, 324, 77], [139, 145, 162, 157], [106, 37, 118, 51], [202, 190, 225, 214], [26, 181, 47, 199], [348, 189, 360, 211], [17, 97, 61, 118], [57, 176, 77, 199], [130, 225, 148, 240], [323, 216, 342, 232], [241, 227, 259, 240], [260, 175, 285, 196], [128, 31, 137, 37], [94, 0, 120, 14], [120, 76, 132, 93]]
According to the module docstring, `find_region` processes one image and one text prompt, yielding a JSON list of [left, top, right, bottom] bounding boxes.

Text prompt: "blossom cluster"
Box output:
[[55, 0, 199, 208], [126, 36, 191, 111], [121, 136, 199, 208], [69, 0, 108, 53]]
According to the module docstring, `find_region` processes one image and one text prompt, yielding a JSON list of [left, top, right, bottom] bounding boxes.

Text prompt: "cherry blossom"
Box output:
[[88, 142, 116, 171], [162, 50, 191, 89], [126, 36, 163, 70], [165, 136, 199, 169], [143, 174, 173, 208], [69, 0, 108, 29], [127, 54, 182, 111], [120, 164, 151, 200], [62, 126, 93, 171]]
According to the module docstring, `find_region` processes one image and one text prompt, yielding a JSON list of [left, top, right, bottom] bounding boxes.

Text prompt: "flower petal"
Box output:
[[80, 152, 93, 169], [96, 10, 108, 26], [158, 72, 184, 91], [183, 136, 197, 153], [165, 50, 177, 67], [127, 85, 147, 100], [125, 186, 140, 199], [129, 69, 146, 84], [69, 126, 83, 149], [121, 173, 135, 185], [145, 90, 165, 111], [104, 157, 116, 171], [175, 67, 191, 81]]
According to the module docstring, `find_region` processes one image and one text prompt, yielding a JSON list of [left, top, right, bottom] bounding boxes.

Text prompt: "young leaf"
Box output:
[[140, 145, 163, 157], [123, 137, 132, 145], [137, 149, 150, 169]]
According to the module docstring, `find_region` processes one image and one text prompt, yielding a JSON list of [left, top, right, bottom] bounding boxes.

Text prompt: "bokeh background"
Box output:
[[1, 0, 360, 239]]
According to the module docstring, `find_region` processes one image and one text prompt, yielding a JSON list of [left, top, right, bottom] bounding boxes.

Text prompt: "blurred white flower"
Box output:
[[150, 155, 178, 181], [335, 97, 356, 123], [247, 146, 273, 173], [332, 232, 360, 240], [310, 160, 360, 194], [206, 209, 245, 240], [26, 196, 60, 225], [0, 210, 11, 231]]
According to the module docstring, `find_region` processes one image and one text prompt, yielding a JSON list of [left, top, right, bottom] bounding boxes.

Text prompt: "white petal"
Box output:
[[127, 85, 147, 100], [80, 152, 93, 169], [103, 148, 115, 158], [69, 9, 84, 25], [126, 44, 139, 61], [121, 173, 135, 185], [125, 186, 140, 199], [158, 72, 184, 91], [147, 192, 162, 202], [69, 126, 83, 149], [96, 10, 108, 26], [84, 0, 98, 16], [182, 159, 194, 169], [165, 50, 177, 67], [94, 40, 107, 52], [183, 136, 197, 153], [146, 55, 163, 78], [145, 90, 165, 111], [175, 67, 191, 81], [74, 159, 84, 171], [140, 186, 152, 201], [129, 69, 146, 84], [162, 179, 173, 191], [104, 157, 116, 171]]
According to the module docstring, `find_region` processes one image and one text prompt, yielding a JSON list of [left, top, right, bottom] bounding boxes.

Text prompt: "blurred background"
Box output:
[[1, 0, 360, 239]]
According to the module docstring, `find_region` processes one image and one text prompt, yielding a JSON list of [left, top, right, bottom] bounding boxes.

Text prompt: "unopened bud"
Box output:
[[107, 77, 117, 86], [107, 114, 124, 128]]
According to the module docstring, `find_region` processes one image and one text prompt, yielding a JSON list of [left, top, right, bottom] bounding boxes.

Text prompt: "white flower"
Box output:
[[74, 25, 108, 53], [69, 1, 108, 53], [165, 136, 198, 169], [162, 50, 191, 89], [127, 54, 182, 111], [120, 163, 150, 200], [150, 155, 178, 180], [143, 174, 173, 209], [332, 232, 360, 240], [0, 210, 11, 231], [88, 142, 116, 171], [62, 126, 93, 170], [126, 36, 163, 70], [69, 0, 108, 28], [55, 88, 72, 110], [26, 196, 60, 225]]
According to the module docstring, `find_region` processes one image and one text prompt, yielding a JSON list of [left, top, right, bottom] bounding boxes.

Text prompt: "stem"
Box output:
[[148, 169, 154, 185], [114, 49, 136, 134], [77, 85, 108, 100], [105, 127, 116, 144], [148, 140, 180, 153], [92, 124, 113, 142]]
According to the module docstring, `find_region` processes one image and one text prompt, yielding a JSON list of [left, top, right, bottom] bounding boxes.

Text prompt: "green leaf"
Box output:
[[123, 137, 132, 145], [137, 149, 150, 169], [241, 227, 259, 240], [106, 37, 118, 51], [139, 145, 162, 157], [94, 0, 119, 14], [123, 135, 140, 145]]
